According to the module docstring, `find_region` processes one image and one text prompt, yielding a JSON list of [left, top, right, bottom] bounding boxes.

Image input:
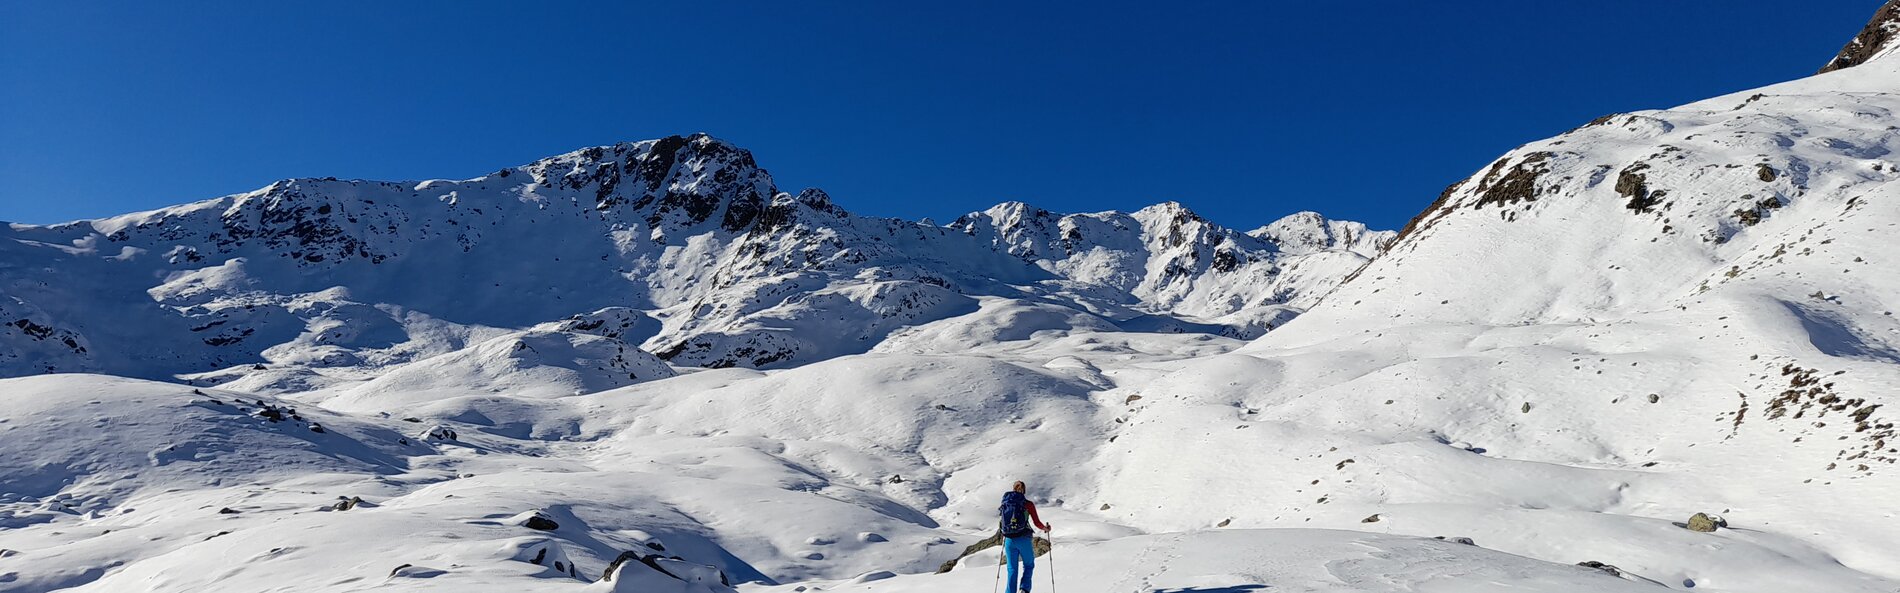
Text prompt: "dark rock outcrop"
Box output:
[[522, 513, 559, 531], [1820, 1, 1900, 73], [1577, 560, 1624, 577], [935, 533, 1052, 573]]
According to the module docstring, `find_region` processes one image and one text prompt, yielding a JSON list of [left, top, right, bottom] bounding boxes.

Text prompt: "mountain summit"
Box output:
[[0, 135, 1385, 386]]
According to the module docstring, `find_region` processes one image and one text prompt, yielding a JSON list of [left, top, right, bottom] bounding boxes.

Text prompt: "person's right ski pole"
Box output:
[[1047, 532, 1057, 593], [993, 541, 1004, 593]]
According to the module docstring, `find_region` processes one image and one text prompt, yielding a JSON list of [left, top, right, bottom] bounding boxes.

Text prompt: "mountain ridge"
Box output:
[[0, 134, 1387, 383]]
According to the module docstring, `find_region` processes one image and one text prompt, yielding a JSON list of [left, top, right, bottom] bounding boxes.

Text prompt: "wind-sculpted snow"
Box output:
[[321, 329, 676, 413]]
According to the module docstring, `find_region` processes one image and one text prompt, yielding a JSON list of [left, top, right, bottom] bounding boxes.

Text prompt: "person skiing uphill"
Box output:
[[999, 480, 1051, 593]]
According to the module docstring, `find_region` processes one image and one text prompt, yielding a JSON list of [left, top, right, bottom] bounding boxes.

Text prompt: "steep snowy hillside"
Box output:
[[1086, 5, 1900, 592], [0, 134, 1379, 386]]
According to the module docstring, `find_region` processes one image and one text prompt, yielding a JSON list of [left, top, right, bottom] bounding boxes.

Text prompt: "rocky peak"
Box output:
[[746, 188, 849, 237], [1131, 200, 1196, 218], [1250, 211, 1394, 257], [1819, 0, 1900, 73], [1131, 201, 1220, 251], [958, 201, 1055, 232], [790, 188, 844, 216], [520, 133, 777, 236], [946, 201, 1065, 259]]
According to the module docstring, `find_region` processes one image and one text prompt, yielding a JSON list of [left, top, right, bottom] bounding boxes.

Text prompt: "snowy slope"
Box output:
[[0, 371, 1673, 593], [8, 4, 1900, 593], [1084, 7, 1900, 592]]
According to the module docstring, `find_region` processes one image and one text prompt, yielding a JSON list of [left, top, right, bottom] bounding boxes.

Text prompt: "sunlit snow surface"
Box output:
[[8, 16, 1900, 593]]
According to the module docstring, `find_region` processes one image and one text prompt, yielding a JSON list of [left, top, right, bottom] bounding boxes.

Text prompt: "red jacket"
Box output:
[[1023, 500, 1050, 531]]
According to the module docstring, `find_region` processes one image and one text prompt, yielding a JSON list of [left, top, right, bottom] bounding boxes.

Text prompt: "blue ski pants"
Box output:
[[1004, 535, 1035, 593]]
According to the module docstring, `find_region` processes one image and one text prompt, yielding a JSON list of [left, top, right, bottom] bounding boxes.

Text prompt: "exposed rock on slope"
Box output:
[[1820, 0, 1900, 73], [950, 202, 1389, 318]]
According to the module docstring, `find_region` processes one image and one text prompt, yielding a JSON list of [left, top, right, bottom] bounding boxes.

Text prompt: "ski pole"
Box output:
[[993, 539, 1004, 593], [1047, 531, 1056, 593]]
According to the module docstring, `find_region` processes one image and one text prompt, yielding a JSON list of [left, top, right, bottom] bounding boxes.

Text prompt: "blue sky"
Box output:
[[0, 1, 1881, 230]]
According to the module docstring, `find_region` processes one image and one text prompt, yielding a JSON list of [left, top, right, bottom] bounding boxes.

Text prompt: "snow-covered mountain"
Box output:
[[0, 134, 1381, 388], [1088, 5, 1900, 591], [6, 3, 1900, 593]]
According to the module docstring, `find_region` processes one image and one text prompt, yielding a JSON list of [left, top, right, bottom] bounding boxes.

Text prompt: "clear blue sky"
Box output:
[[1, 1, 1881, 230]]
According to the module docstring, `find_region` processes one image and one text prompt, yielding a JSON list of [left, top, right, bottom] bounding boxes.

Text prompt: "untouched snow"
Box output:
[[8, 5, 1900, 593]]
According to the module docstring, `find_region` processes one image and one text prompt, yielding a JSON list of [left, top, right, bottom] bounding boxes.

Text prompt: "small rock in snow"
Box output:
[[389, 564, 447, 578], [1683, 512, 1726, 532], [1577, 560, 1624, 577], [852, 570, 898, 583], [522, 513, 559, 531]]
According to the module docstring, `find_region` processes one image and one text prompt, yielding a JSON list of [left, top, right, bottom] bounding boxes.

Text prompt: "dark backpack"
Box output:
[[998, 491, 1031, 538]]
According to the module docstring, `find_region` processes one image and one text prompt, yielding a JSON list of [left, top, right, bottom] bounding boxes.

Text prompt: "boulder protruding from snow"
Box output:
[[388, 564, 446, 579], [1578, 560, 1624, 577], [502, 537, 580, 579], [1684, 512, 1727, 533], [595, 549, 736, 593], [515, 511, 559, 531], [937, 533, 1051, 573]]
